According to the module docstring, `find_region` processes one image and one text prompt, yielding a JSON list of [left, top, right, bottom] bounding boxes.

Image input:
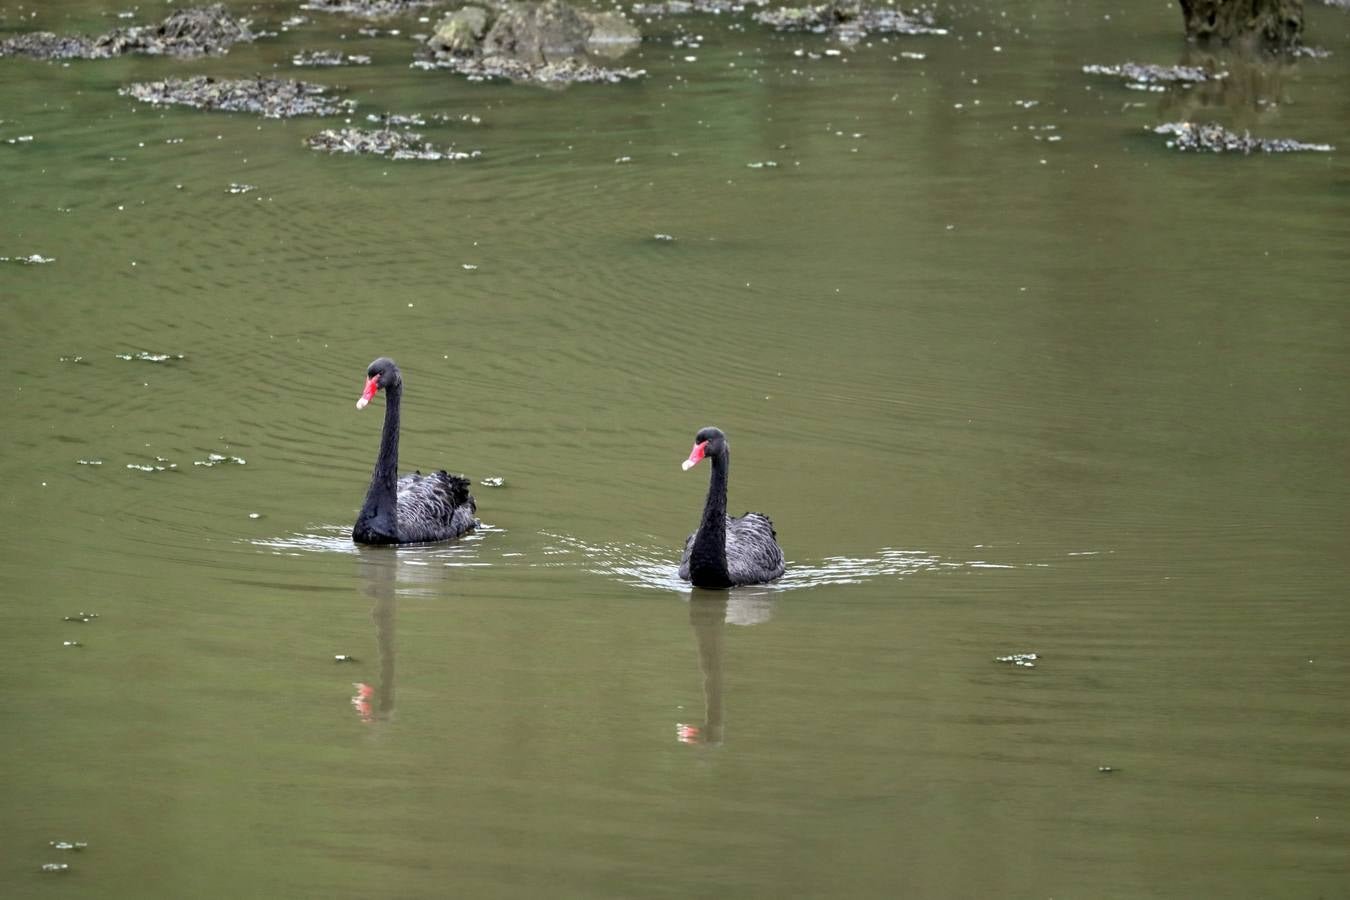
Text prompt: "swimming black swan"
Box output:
[[678, 426, 785, 588], [352, 357, 477, 545]]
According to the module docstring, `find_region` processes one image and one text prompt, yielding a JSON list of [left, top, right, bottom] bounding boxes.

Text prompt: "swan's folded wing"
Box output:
[[725, 512, 785, 585], [396, 471, 477, 542]]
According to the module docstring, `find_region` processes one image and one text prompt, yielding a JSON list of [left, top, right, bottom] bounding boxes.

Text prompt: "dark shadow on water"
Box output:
[[1162, 46, 1297, 126]]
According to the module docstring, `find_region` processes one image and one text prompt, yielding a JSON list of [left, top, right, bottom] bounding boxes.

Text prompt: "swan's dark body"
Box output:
[[352, 358, 477, 545], [678, 427, 785, 588]]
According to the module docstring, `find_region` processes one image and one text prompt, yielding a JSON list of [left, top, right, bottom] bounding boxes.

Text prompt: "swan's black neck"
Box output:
[[689, 447, 732, 588], [355, 383, 401, 543]]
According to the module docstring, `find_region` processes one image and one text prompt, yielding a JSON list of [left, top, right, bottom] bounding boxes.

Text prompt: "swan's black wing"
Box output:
[[677, 514, 785, 585], [395, 470, 477, 543], [726, 512, 785, 585]]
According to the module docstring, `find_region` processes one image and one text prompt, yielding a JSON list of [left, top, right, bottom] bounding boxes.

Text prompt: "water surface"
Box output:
[[3, 1, 1349, 897]]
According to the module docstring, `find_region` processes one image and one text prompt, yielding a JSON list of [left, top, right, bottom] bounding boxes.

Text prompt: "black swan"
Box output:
[[678, 426, 785, 588], [352, 357, 477, 545]]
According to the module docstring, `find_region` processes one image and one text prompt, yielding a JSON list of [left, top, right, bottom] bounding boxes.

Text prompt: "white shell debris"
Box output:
[[115, 351, 184, 362], [193, 453, 246, 467], [50, 841, 88, 851]]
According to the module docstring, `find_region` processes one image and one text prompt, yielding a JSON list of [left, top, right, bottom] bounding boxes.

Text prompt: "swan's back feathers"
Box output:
[[395, 470, 477, 543], [679, 511, 784, 586]]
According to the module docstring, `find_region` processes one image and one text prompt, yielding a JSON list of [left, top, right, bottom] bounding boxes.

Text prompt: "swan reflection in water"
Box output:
[[347, 528, 488, 724], [351, 547, 400, 724], [676, 588, 776, 747]]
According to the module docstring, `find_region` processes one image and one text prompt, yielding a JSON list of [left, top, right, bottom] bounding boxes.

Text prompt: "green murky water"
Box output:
[[3, 1, 1349, 897]]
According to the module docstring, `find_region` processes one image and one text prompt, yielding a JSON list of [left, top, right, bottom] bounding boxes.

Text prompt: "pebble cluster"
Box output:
[[1082, 62, 1226, 85], [305, 127, 482, 161], [1154, 121, 1334, 153], [301, 0, 441, 16], [754, 4, 948, 40], [120, 76, 357, 119], [292, 50, 373, 67], [0, 4, 256, 60], [411, 55, 646, 84], [632, 0, 769, 15]]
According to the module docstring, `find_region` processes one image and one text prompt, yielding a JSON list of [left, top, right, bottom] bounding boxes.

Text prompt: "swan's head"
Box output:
[[682, 426, 727, 471], [356, 357, 401, 410]]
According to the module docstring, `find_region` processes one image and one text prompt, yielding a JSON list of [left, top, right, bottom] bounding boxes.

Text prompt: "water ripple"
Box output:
[[249, 522, 502, 562], [540, 532, 1029, 594], [248, 525, 1084, 595]]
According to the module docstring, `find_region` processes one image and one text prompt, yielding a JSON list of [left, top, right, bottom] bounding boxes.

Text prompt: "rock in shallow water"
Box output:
[[1153, 121, 1334, 153], [753, 3, 947, 41], [632, 0, 770, 15], [428, 7, 491, 56], [418, 1, 644, 84], [1082, 62, 1226, 85], [306, 127, 482, 160], [0, 4, 256, 60], [120, 76, 356, 118], [302, 0, 442, 16], [292, 49, 372, 66], [413, 54, 645, 84]]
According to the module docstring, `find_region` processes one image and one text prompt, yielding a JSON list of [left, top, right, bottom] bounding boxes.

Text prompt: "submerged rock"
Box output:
[[1153, 121, 1334, 153], [753, 3, 947, 41], [120, 76, 357, 118], [419, 1, 644, 84], [414, 54, 645, 83], [292, 49, 373, 66], [136, 4, 256, 54], [1082, 62, 1226, 85], [632, 0, 769, 15], [0, 4, 257, 60], [366, 111, 482, 126], [302, 0, 446, 16], [0, 32, 103, 60], [306, 127, 482, 160]]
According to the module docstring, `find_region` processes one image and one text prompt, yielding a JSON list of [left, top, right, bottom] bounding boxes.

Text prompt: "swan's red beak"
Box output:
[[356, 375, 379, 410], [682, 440, 708, 471]]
